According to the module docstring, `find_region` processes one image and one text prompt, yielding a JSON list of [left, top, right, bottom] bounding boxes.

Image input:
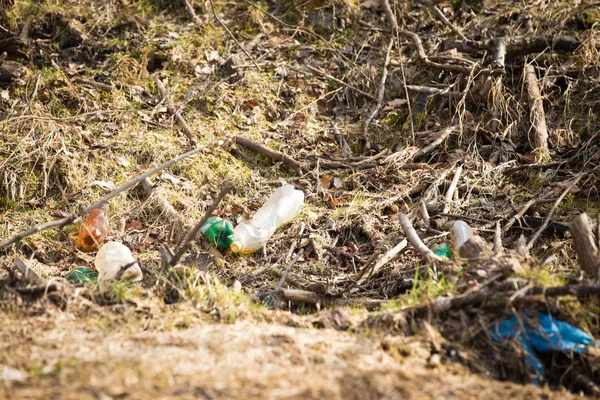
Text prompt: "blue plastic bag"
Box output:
[[489, 312, 598, 386]]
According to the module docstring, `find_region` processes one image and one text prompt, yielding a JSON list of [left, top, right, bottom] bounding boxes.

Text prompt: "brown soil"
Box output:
[[0, 311, 574, 400]]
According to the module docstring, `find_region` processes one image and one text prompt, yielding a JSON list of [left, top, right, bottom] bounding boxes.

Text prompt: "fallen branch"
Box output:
[[413, 125, 456, 161], [444, 35, 588, 58], [140, 178, 185, 227], [356, 239, 408, 285], [489, 39, 506, 132], [207, 0, 260, 70], [280, 288, 386, 311], [14, 256, 44, 285], [74, 78, 114, 92], [416, 0, 468, 41], [181, 0, 203, 27], [363, 39, 394, 149], [273, 249, 305, 293], [235, 136, 303, 174], [14, 283, 60, 296], [527, 174, 583, 249], [0, 145, 209, 250], [153, 76, 198, 146], [570, 213, 600, 280], [399, 213, 443, 262], [299, 64, 375, 100], [524, 64, 549, 163], [169, 184, 232, 266], [442, 165, 462, 213]]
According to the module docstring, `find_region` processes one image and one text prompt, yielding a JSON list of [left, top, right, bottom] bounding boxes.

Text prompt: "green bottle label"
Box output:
[[201, 216, 235, 249], [67, 267, 97, 284]]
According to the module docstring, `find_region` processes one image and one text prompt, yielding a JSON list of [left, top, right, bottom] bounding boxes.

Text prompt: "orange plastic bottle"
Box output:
[[76, 203, 109, 252]]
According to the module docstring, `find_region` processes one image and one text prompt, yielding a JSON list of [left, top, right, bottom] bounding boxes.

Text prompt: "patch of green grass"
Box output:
[[383, 266, 458, 310]]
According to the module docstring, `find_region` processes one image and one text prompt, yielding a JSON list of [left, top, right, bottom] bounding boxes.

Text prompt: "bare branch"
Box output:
[[0, 145, 209, 250]]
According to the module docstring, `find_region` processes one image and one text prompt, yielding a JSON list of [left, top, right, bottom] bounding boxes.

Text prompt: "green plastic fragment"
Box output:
[[433, 243, 452, 258], [67, 267, 97, 284], [201, 216, 235, 249]]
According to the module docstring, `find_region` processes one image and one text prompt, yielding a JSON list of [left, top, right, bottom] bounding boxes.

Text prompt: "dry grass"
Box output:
[[2, 0, 600, 396]]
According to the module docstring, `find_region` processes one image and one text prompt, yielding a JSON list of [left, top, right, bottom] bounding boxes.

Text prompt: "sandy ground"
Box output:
[[0, 311, 574, 400]]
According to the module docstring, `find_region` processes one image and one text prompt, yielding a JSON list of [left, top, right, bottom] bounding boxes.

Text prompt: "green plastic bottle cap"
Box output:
[[201, 216, 235, 249]]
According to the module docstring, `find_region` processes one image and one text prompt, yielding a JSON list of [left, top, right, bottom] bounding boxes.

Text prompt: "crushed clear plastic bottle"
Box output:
[[95, 242, 143, 282], [452, 220, 473, 250], [230, 185, 304, 254]]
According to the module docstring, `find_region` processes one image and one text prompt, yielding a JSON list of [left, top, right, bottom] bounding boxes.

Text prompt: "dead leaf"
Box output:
[[362, 0, 382, 9], [244, 99, 259, 110], [330, 196, 341, 207], [294, 112, 307, 122], [333, 177, 343, 189], [126, 220, 143, 232], [114, 153, 130, 167], [159, 173, 182, 185], [90, 180, 116, 190], [206, 50, 220, 62], [275, 66, 288, 77], [320, 175, 332, 190]]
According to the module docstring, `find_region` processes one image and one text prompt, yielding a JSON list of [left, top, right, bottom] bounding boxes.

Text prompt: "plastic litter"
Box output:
[[451, 220, 473, 250], [433, 243, 452, 258], [230, 185, 304, 254], [489, 312, 599, 386], [95, 242, 143, 282], [76, 203, 109, 252], [66, 267, 97, 284], [433, 220, 474, 258], [201, 216, 235, 249]]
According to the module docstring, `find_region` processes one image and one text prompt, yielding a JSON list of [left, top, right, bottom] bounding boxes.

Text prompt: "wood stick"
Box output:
[[527, 174, 582, 249], [493, 221, 503, 255], [235, 136, 303, 173], [74, 78, 114, 92], [0, 145, 209, 250], [399, 213, 443, 262], [363, 39, 394, 147], [169, 184, 231, 266], [273, 249, 304, 292], [181, 0, 203, 27], [14, 256, 44, 285], [280, 288, 386, 310], [413, 125, 456, 161], [416, 0, 468, 41], [524, 64, 549, 163], [442, 165, 462, 213], [153, 75, 198, 146], [570, 213, 600, 279], [14, 283, 60, 296], [356, 239, 407, 284], [301, 65, 375, 100], [207, 0, 260, 70]]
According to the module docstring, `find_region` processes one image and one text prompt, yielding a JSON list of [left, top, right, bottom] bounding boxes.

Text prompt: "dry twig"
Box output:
[[169, 184, 232, 266], [0, 145, 209, 249], [524, 64, 549, 163], [363, 39, 394, 148], [356, 239, 407, 285], [207, 0, 260, 70], [527, 175, 583, 249], [235, 136, 303, 174], [570, 213, 600, 279], [154, 76, 198, 146], [399, 214, 443, 262]]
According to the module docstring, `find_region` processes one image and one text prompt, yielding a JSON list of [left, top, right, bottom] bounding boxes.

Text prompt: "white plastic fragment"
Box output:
[[95, 242, 143, 282]]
